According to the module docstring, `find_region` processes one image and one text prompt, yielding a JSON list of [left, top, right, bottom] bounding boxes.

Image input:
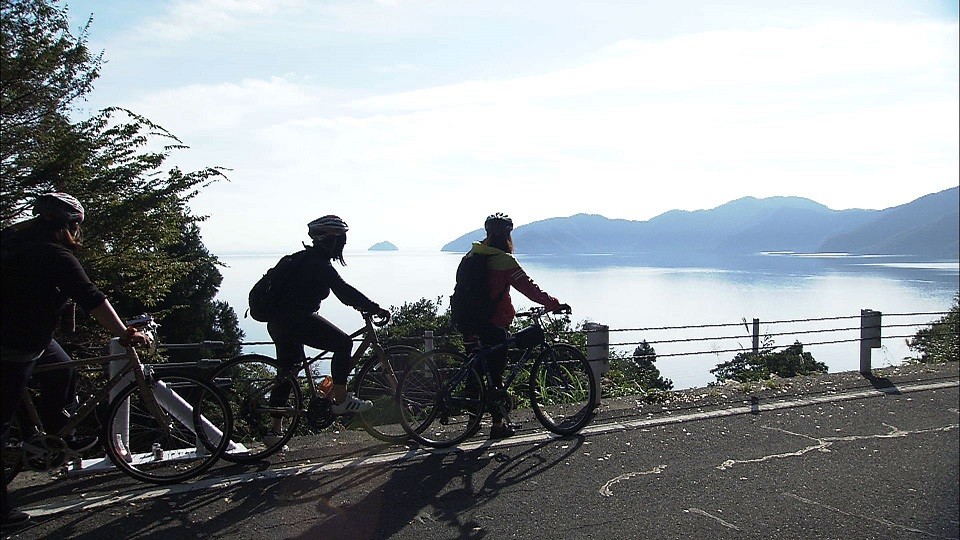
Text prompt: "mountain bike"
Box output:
[[397, 306, 598, 448], [208, 312, 419, 464], [2, 315, 233, 486]]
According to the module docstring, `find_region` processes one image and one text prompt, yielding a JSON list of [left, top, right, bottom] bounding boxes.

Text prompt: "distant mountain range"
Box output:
[[442, 186, 959, 258]]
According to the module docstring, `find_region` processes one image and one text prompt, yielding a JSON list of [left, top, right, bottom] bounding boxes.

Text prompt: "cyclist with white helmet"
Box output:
[[1, 193, 151, 530], [260, 215, 390, 443], [463, 213, 570, 439]]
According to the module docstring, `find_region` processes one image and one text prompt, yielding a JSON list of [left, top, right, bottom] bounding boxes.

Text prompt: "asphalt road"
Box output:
[[4, 363, 958, 540]]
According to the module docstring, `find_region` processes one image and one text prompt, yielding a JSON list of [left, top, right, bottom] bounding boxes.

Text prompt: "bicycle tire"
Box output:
[[529, 343, 598, 436], [353, 345, 419, 443], [209, 354, 303, 464], [104, 373, 232, 485], [398, 350, 485, 448]]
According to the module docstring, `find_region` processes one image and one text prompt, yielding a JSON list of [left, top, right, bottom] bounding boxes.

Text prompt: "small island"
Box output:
[[368, 241, 399, 251]]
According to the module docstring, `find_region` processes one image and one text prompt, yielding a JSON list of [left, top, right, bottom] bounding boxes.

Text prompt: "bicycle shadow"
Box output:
[[279, 435, 587, 539]]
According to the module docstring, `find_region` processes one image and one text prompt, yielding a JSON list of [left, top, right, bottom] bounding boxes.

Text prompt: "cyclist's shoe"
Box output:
[[489, 422, 520, 440], [330, 394, 373, 415], [263, 431, 289, 453], [65, 435, 98, 453]]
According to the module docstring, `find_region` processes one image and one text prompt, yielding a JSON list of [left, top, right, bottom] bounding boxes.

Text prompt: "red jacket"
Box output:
[[469, 242, 562, 328]]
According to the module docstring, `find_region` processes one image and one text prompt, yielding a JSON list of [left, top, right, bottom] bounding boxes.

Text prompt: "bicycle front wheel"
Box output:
[[210, 354, 302, 464], [529, 343, 597, 436], [398, 350, 484, 448], [353, 345, 419, 443], [105, 373, 232, 485]]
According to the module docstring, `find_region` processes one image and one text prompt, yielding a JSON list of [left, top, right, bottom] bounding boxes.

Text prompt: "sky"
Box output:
[[65, 0, 960, 254]]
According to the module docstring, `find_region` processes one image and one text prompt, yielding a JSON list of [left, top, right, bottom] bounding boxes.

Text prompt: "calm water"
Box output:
[[214, 250, 959, 390]]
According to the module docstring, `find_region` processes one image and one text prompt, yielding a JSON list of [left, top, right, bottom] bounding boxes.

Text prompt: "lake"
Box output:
[[214, 249, 959, 390]]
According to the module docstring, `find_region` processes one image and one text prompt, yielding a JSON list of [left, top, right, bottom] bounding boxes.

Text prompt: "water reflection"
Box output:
[[518, 252, 959, 293]]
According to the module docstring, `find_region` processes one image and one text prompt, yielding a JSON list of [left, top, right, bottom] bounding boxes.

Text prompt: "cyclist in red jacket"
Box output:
[[465, 213, 570, 438]]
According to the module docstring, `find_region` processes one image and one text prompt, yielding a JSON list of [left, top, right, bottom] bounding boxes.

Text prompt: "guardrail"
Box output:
[[163, 309, 954, 383]]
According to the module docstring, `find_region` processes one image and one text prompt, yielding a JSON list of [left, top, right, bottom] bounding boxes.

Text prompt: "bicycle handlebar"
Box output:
[[516, 305, 572, 318]]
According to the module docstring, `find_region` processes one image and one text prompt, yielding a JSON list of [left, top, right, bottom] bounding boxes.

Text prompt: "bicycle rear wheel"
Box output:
[[398, 350, 484, 448], [529, 343, 597, 436], [210, 354, 302, 464], [104, 373, 232, 485], [353, 345, 419, 443]]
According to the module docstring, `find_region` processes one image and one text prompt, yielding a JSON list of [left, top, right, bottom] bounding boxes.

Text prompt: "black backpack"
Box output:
[[449, 252, 505, 334], [247, 252, 302, 322]]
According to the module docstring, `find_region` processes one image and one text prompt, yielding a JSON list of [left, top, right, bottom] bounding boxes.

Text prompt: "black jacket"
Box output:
[[274, 247, 380, 315], [1, 224, 106, 352]]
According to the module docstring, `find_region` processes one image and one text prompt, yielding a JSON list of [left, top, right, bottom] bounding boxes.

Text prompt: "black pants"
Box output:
[[475, 323, 509, 423], [266, 312, 353, 407], [1, 340, 79, 516]]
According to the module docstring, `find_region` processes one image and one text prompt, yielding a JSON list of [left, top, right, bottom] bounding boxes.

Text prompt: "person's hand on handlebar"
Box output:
[[554, 303, 572, 314], [371, 307, 391, 325], [119, 327, 152, 348]]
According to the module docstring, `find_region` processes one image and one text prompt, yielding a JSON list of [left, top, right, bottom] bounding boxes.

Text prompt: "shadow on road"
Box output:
[[202, 436, 587, 540]]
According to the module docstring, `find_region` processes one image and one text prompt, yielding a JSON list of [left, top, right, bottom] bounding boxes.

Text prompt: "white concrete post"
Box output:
[[584, 322, 609, 404], [108, 338, 133, 461], [424, 330, 434, 352]]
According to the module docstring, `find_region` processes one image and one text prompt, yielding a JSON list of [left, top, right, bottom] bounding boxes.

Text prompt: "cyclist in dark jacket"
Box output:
[[262, 215, 390, 443], [1, 193, 150, 530], [467, 213, 570, 439]]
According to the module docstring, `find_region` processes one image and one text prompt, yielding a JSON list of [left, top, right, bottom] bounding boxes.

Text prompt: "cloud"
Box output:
[[124, 18, 957, 250], [128, 0, 306, 42]]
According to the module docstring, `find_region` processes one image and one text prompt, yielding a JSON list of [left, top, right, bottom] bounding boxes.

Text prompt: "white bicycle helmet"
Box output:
[[308, 215, 348, 242], [33, 192, 85, 224]]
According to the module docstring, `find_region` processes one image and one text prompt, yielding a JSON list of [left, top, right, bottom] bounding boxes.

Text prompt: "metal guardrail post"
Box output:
[[752, 318, 760, 354], [584, 322, 610, 402], [860, 309, 882, 374]]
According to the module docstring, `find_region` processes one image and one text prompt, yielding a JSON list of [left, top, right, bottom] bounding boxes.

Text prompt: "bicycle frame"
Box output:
[[7, 317, 235, 485], [288, 314, 398, 396], [19, 346, 170, 445]]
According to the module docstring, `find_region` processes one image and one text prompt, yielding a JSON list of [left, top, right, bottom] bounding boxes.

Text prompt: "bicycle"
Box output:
[[397, 306, 598, 448], [208, 311, 419, 464], [2, 315, 234, 485]]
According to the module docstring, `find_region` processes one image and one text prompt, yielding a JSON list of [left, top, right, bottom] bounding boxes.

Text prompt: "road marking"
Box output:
[[20, 379, 959, 517], [599, 465, 666, 497], [717, 422, 959, 470], [686, 507, 741, 531], [782, 492, 946, 538]]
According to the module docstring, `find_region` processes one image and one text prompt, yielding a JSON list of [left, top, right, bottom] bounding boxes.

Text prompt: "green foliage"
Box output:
[[907, 294, 959, 364], [2, 0, 242, 352], [380, 296, 453, 348], [604, 341, 674, 400], [0, 0, 101, 214], [711, 341, 828, 383]]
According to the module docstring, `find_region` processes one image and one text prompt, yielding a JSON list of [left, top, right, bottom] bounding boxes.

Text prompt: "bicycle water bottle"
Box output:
[[319, 376, 333, 399]]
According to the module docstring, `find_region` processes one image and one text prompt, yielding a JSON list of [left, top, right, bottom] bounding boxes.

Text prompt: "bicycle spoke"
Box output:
[[105, 374, 231, 484], [353, 345, 418, 443], [529, 344, 597, 436], [210, 354, 302, 464], [398, 351, 484, 448]]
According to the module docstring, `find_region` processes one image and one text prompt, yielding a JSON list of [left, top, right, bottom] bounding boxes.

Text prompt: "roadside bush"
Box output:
[[907, 294, 959, 364], [710, 341, 827, 384]]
